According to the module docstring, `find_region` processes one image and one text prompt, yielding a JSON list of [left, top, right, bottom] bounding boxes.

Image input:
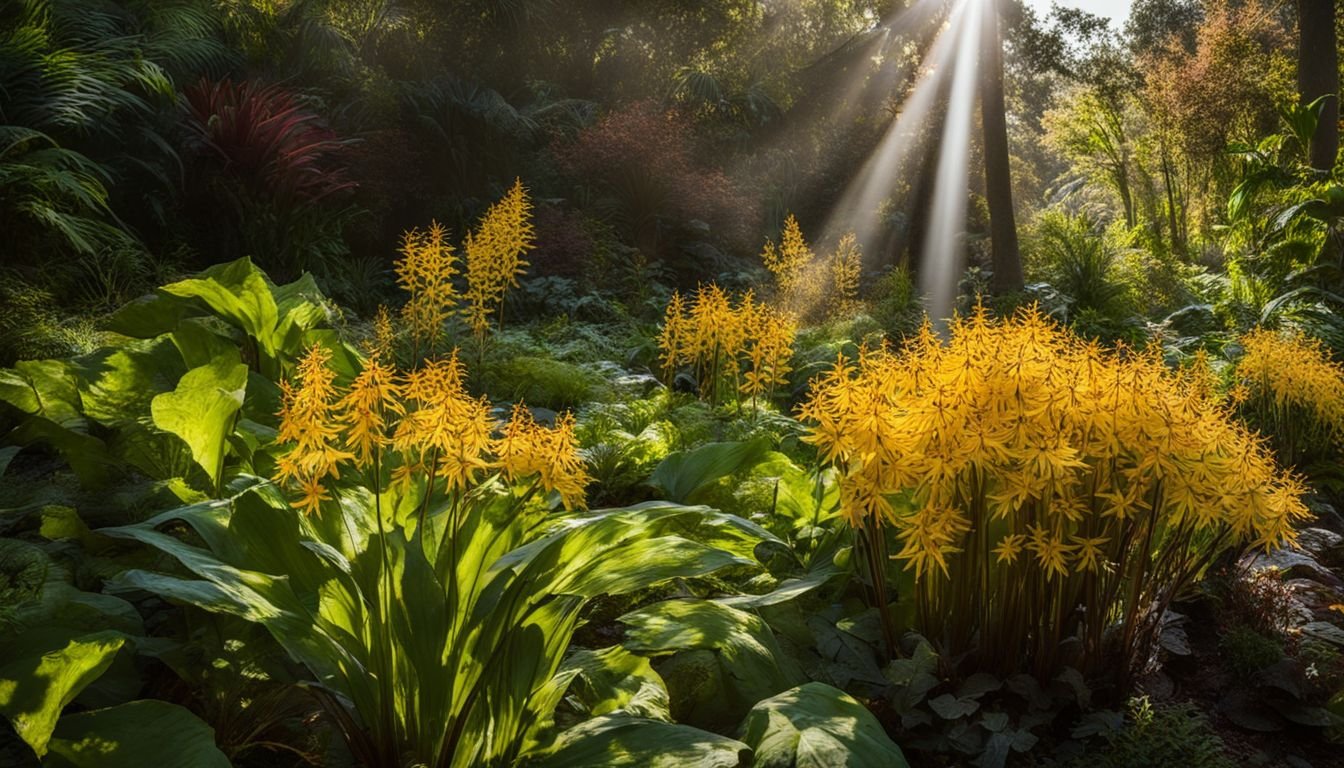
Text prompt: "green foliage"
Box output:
[[480, 356, 606, 411], [1219, 626, 1284, 677], [737, 682, 909, 768], [0, 259, 335, 493], [1023, 210, 1139, 339], [44, 700, 231, 768], [103, 483, 768, 767], [523, 716, 750, 768], [0, 538, 229, 765], [620, 598, 807, 729], [868, 266, 921, 340], [0, 0, 231, 269], [1070, 698, 1233, 768], [649, 438, 773, 505], [109, 257, 336, 381]]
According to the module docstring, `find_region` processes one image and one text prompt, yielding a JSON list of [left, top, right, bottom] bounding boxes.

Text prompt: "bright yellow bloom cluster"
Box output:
[[395, 222, 458, 352], [496, 405, 590, 510], [273, 347, 589, 517], [800, 306, 1310, 676], [394, 182, 536, 352], [274, 345, 356, 515], [657, 284, 796, 404], [464, 179, 535, 339], [761, 214, 813, 297], [803, 307, 1305, 571], [1234, 328, 1344, 463], [390, 353, 495, 496], [739, 298, 797, 402]]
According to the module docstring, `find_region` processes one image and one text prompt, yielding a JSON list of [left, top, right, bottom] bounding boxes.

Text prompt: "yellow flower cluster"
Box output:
[[495, 404, 589, 510], [391, 353, 495, 496], [464, 179, 535, 339], [801, 306, 1310, 677], [275, 345, 355, 515], [802, 307, 1307, 581], [395, 222, 457, 351], [760, 215, 865, 320], [740, 298, 797, 403], [393, 181, 535, 352], [1234, 328, 1344, 460], [657, 284, 796, 404], [761, 214, 813, 297], [273, 345, 590, 516]]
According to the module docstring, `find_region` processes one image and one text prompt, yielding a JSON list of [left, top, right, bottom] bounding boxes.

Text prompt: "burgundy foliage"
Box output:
[[184, 78, 357, 207], [531, 205, 595, 278], [554, 100, 758, 253]]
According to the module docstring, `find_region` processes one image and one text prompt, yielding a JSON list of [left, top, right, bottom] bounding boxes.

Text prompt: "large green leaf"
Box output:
[[68, 337, 186, 428], [737, 682, 910, 768], [561, 646, 672, 720], [620, 599, 806, 727], [649, 438, 772, 504], [0, 630, 127, 757], [524, 716, 750, 768], [46, 700, 231, 768], [108, 258, 331, 378], [0, 360, 111, 484], [103, 490, 770, 768], [150, 354, 247, 492]]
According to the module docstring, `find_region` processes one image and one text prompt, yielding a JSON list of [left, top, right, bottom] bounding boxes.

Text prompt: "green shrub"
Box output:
[[480, 355, 606, 410], [869, 264, 922, 339], [1023, 210, 1134, 323], [1076, 698, 1233, 768], [1219, 626, 1284, 676]]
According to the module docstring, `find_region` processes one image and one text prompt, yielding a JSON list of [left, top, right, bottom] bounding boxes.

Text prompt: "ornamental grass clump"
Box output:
[[799, 305, 1309, 683], [657, 283, 795, 406], [1233, 327, 1344, 467]]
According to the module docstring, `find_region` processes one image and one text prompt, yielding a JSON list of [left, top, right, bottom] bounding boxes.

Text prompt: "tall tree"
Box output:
[[982, 0, 1023, 292], [1298, 0, 1338, 170]]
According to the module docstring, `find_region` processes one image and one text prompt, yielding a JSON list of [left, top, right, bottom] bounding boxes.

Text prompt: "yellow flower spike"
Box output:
[[395, 221, 458, 351], [462, 179, 536, 340], [761, 213, 813, 298], [337, 357, 402, 469], [273, 344, 354, 516]]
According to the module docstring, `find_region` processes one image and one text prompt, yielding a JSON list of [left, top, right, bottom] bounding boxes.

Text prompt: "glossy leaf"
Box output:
[[46, 700, 231, 768], [737, 682, 909, 768]]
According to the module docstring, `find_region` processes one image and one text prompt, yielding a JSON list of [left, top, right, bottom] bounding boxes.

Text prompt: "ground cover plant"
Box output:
[[3, 0, 1344, 766]]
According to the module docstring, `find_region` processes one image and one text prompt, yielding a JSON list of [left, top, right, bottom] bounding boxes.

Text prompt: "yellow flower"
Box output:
[[1027, 524, 1076, 580], [336, 357, 401, 468], [761, 213, 812, 297], [495, 404, 590, 510], [993, 534, 1026, 565], [1071, 535, 1110, 573]]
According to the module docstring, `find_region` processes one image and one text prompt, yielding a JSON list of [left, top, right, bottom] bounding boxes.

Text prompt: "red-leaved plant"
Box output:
[[184, 78, 356, 207], [554, 100, 757, 255]]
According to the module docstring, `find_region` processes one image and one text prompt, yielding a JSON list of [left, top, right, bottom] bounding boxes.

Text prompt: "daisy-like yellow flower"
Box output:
[[1071, 535, 1110, 573], [992, 534, 1027, 565], [1027, 525, 1077, 580]]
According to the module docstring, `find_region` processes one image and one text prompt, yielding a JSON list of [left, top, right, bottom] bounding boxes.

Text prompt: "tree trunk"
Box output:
[[1299, 0, 1339, 171], [980, 0, 1023, 293]]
